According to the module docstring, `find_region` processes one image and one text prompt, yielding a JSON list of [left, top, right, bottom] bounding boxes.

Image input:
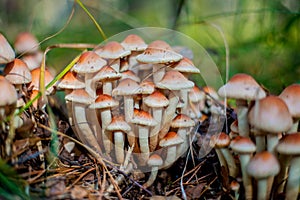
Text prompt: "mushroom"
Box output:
[[28, 67, 54, 95], [159, 131, 184, 168], [230, 136, 256, 200], [94, 41, 131, 72], [156, 70, 194, 140], [187, 85, 205, 119], [276, 133, 300, 200], [143, 90, 169, 151], [210, 132, 238, 178], [93, 65, 122, 95], [143, 153, 163, 188], [131, 109, 157, 165], [136, 40, 183, 83], [248, 96, 293, 154], [120, 70, 141, 82], [247, 151, 280, 200], [89, 94, 119, 154], [106, 115, 131, 164], [14, 32, 39, 54], [171, 114, 195, 157], [72, 51, 106, 98], [279, 84, 300, 133], [0, 33, 15, 64], [112, 78, 141, 122], [65, 89, 102, 154], [21, 50, 43, 71], [218, 73, 266, 137]]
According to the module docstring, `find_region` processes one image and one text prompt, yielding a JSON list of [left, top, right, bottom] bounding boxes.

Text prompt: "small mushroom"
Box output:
[[143, 153, 163, 188], [14, 32, 39, 54]]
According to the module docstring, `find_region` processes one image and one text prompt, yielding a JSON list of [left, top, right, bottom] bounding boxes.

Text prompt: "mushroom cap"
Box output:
[[94, 41, 131, 59], [21, 51, 43, 70], [143, 91, 169, 108], [112, 78, 141, 96], [276, 133, 300, 155], [131, 109, 157, 126], [217, 73, 266, 100], [136, 40, 183, 64], [121, 34, 147, 51], [171, 114, 195, 128], [57, 71, 85, 89], [72, 51, 106, 74], [65, 89, 94, 104], [246, 151, 280, 179], [156, 70, 194, 90], [203, 86, 219, 100], [139, 80, 155, 94], [106, 115, 131, 133], [0, 33, 15, 64], [230, 120, 239, 134], [279, 84, 300, 118], [89, 94, 119, 109], [189, 86, 205, 102], [210, 132, 231, 148], [248, 96, 293, 133], [159, 131, 184, 147], [171, 57, 200, 74], [4, 59, 32, 84], [93, 65, 122, 82], [230, 136, 256, 154], [0, 76, 18, 106], [121, 70, 141, 82], [14, 32, 39, 54], [147, 154, 163, 166], [28, 67, 54, 94]]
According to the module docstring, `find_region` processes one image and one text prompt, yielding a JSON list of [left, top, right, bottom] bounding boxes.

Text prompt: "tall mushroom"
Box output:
[[106, 115, 131, 164], [279, 84, 300, 133], [218, 73, 266, 137], [246, 151, 280, 200]]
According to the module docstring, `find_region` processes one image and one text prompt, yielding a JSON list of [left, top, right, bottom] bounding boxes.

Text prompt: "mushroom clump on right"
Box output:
[[214, 74, 300, 200]]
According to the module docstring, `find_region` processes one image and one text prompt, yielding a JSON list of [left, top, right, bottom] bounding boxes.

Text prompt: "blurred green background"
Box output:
[[0, 0, 299, 94]]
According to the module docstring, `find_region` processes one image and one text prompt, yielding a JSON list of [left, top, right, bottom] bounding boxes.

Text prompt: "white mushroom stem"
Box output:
[[73, 102, 102, 153], [84, 73, 96, 98], [236, 99, 250, 137], [138, 125, 150, 164], [114, 131, 125, 164], [288, 119, 299, 133], [256, 178, 269, 200], [164, 145, 177, 167], [267, 133, 280, 154], [102, 81, 113, 95], [176, 128, 189, 157], [285, 156, 300, 200], [220, 148, 238, 178], [153, 64, 165, 83], [255, 135, 266, 153], [86, 108, 102, 147], [180, 89, 189, 114], [275, 154, 292, 195], [149, 107, 163, 151], [159, 92, 178, 140], [215, 148, 228, 170], [124, 96, 134, 122], [143, 166, 159, 188], [100, 108, 113, 154], [239, 154, 253, 200]]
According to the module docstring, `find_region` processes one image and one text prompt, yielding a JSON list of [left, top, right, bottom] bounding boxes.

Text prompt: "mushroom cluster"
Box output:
[[55, 34, 215, 187], [214, 74, 300, 200]]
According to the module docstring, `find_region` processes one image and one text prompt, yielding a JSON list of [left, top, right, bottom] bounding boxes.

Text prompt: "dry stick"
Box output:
[[99, 165, 107, 197], [37, 123, 123, 200], [66, 167, 95, 190]]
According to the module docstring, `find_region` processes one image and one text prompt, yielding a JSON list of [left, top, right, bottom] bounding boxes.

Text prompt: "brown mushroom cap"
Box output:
[[95, 41, 131, 59], [121, 70, 141, 82], [4, 59, 32, 84], [28, 67, 54, 94], [218, 73, 266, 100], [171, 57, 200, 74], [147, 153, 163, 166], [121, 34, 147, 51], [93, 65, 122, 82], [112, 78, 141, 96], [72, 51, 107, 74], [211, 132, 231, 148], [57, 71, 85, 90], [0, 75, 18, 106], [14, 32, 39, 54], [136, 40, 182, 64], [230, 136, 256, 153], [106, 115, 131, 133], [276, 133, 300, 155], [159, 131, 184, 147], [189, 86, 205, 102], [248, 96, 293, 133], [143, 91, 169, 108], [279, 84, 300, 118], [89, 94, 119, 109], [0, 33, 15, 64], [131, 109, 157, 126], [171, 114, 195, 129], [65, 89, 94, 104], [156, 70, 194, 90], [246, 151, 280, 179]]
